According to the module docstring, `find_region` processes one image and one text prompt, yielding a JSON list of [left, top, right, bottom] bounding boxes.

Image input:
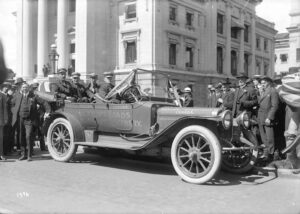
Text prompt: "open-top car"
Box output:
[[38, 69, 258, 184]]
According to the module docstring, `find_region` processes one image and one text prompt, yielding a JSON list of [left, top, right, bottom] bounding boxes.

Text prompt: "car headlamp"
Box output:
[[221, 110, 232, 130], [239, 111, 250, 129]]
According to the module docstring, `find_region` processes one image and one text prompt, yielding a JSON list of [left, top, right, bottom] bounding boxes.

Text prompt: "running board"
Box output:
[[74, 135, 149, 150]]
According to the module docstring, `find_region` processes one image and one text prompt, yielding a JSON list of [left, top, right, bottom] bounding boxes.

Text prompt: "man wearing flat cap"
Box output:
[[257, 76, 279, 163], [51, 68, 74, 100]]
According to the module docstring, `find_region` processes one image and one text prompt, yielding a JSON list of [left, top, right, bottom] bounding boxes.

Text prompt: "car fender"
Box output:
[[144, 116, 219, 149], [43, 112, 85, 142]]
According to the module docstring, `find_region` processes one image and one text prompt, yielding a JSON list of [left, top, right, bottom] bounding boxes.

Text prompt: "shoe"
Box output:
[[0, 156, 6, 160], [268, 159, 294, 169], [27, 157, 32, 162], [18, 156, 27, 161]]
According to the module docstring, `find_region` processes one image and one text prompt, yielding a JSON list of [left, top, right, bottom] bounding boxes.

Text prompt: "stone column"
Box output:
[[225, 2, 232, 76], [22, 0, 34, 80], [238, 11, 245, 75], [37, 0, 48, 78], [250, 13, 256, 76], [57, 0, 68, 69]]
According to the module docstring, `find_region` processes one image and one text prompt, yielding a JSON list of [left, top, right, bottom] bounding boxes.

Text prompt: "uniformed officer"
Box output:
[[86, 73, 100, 94], [71, 72, 94, 102], [98, 72, 115, 98], [51, 68, 74, 101]]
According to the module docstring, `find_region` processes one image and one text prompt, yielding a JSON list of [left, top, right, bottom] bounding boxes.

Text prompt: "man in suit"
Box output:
[[71, 72, 94, 102], [232, 73, 258, 118], [11, 83, 51, 161], [181, 87, 193, 107], [207, 84, 216, 108], [221, 80, 235, 111], [257, 76, 279, 162], [0, 83, 8, 160]]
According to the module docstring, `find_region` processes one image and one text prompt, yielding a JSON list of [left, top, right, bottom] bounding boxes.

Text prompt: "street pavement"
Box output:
[[0, 147, 299, 214]]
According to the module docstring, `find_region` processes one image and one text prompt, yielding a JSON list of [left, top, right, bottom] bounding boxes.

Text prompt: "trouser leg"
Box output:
[[24, 121, 33, 158], [19, 118, 27, 157], [265, 125, 275, 155], [0, 126, 4, 156]]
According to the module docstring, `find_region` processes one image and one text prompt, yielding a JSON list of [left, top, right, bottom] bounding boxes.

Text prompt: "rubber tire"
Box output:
[[171, 125, 222, 184], [47, 118, 77, 162]]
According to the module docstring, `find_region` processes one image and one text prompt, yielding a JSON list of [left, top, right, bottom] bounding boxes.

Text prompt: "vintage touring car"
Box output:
[[38, 69, 258, 184]]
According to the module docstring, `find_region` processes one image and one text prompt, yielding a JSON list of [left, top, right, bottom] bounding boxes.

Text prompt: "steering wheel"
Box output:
[[120, 85, 142, 103]]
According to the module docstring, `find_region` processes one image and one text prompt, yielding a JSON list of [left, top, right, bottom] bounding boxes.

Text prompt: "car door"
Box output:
[[94, 102, 133, 132]]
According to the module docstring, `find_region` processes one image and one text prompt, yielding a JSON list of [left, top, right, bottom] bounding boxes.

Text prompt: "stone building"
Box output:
[[274, 0, 300, 75], [16, 0, 276, 106]]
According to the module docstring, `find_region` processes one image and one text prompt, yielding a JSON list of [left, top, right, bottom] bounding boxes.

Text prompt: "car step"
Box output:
[[75, 135, 149, 150]]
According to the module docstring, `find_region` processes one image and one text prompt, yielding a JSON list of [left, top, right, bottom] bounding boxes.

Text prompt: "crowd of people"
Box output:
[[206, 73, 300, 169], [0, 67, 119, 162]]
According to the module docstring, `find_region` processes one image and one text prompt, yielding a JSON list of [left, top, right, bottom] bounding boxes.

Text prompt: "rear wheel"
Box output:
[[171, 125, 221, 184], [47, 118, 77, 162]]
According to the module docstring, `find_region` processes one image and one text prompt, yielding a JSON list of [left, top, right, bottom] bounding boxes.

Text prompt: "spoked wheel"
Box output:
[[47, 118, 77, 162], [171, 126, 221, 184], [221, 135, 258, 174]]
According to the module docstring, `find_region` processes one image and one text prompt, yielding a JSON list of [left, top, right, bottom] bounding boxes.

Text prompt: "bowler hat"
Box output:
[[15, 77, 25, 85], [57, 68, 67, 74], [236, 73, 248, 80], [261, 76, 273, 83]]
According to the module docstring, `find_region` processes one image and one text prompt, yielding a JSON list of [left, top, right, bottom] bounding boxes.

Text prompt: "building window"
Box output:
[[69, 0, 76, 12], [217, 13, 224, 34], [70, 43, 75, 54], [297, 48, 300, 61], [125, 3, 136, 19], [186, 12, 193, 26], [169, 6, 177, 22], [256, 36, 260, 50], [231, 50, 237, 76], [125, 41, 137, 64], [169, 43, 177, 65], [231, 28, 238, 39], [244, 24, 249, 43], [244, 54, 249, 76], [256, 59, 261, 74], [280, 54, 288, 63], [217, 46, 223, 74], [186, 46, 193, 68], [264, 39, 268, 52], [264, 61, 269, 76]]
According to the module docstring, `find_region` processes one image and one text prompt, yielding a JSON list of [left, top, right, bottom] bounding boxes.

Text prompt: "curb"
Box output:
[[254, 166, 300, 179]]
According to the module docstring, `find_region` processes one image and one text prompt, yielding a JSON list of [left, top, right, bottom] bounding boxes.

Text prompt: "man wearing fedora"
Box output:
[[257, 76, 279, 163], [181, 87, 193, 107], [11, 82, 51, 161], [231, 73, 258, 118]]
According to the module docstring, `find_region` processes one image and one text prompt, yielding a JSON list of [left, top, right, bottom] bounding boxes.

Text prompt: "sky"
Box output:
[[0, 0, 292, 72]]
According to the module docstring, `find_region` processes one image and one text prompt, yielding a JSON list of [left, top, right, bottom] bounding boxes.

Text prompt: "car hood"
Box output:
[[157, 107, 221, 118]]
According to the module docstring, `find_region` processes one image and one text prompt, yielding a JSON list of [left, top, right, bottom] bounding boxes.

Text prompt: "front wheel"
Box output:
[[46, 118, 77, 162], [171, 125, 221, 184]]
